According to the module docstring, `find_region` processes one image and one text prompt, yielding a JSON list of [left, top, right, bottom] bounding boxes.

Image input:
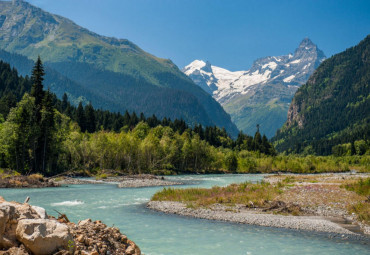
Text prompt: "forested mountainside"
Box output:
[[0, 58, 275, 175], [0, 0, 238, 136], [272, 35, 370, 155], [184, 39, 325, 137]]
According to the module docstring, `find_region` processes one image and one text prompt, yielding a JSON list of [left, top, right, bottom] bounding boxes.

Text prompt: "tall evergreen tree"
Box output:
[[76, 102, 86, 132], [61, 93, 68, 112], [30, 56, 45, 107], [85, 103, 96, 133], [30, 57, 46, 173], [40, 90, 55, 172]]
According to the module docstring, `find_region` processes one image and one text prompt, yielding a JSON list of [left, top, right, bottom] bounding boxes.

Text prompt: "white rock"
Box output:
[[31, 205, 48, 219], [16, 219, 73, 255]]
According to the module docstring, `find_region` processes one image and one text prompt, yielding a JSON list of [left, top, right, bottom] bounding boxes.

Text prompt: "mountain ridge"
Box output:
[[0, 0, 239, 136], [183, 38, 325, 137], [272, 35, 370, 155]]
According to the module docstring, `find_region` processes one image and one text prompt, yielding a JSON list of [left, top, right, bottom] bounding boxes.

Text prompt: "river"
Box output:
[[1, 174, 369, 255]]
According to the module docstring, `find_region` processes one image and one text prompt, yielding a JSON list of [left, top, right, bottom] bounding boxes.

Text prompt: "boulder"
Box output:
[[0, 201, 45, 249], [16, 219, 74, 255], [0, 203, 21, 249], [31, 206, 48, 219], [0, 245, 29, 255]]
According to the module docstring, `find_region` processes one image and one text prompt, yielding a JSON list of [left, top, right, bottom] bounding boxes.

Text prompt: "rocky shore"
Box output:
[[147, 201, 368, 240], [0, 175, 59, 188], [52, 174, 182, 188], [148, 173, 370, 239], [0, 197, 141, 255], [117, 175, 182, 188]]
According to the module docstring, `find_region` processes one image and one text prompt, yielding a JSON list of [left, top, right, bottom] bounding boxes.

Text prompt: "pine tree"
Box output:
[[30, 57, 46, 173], [253, 127, 262, 151], [31, 56, 45, 108], [61, 93, 68, 112], [85, 103, 96, 133], [76, 102, 86, 132], [40, 90, 55, 172]]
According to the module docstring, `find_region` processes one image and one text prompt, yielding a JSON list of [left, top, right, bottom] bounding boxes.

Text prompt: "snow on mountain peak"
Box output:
[[299, 38, 315, 47], [183, 38, 326, 105]]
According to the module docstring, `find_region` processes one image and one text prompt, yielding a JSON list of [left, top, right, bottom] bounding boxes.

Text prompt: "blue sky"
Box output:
[[27, 0, 370, 71]]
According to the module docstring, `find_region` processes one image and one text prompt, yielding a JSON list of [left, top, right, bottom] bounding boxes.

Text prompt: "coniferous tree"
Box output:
[[85, 103, 96, 133], [76, 102, 86, 132], [61, 93, 68, 112], [30, 56, 45, 108], [40, 90, 55, 172], [30, 56, 46, 173]]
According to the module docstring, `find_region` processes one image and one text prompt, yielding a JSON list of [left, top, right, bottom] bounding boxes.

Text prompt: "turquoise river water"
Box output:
[[1, 174, 369, 255]]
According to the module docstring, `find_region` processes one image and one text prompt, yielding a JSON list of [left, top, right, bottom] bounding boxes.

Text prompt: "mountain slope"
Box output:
[[272, 35, 370, 155], [0, 0, 238, 136], [184, 39, 325, 137], [0, 49, 102, 105]]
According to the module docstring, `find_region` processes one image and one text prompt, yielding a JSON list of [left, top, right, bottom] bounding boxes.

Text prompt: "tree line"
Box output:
[[0, 58, 275, 175]]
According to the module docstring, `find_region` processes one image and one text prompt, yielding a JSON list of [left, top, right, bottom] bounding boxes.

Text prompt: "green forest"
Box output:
[[273, 35, 370, 155], [0, 58, 277, 176], [0, 57, 369, 176]]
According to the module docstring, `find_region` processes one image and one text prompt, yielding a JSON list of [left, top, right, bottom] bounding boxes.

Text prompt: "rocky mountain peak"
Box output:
[[298, 37, 315, 48], [184, 38, 326, 137]]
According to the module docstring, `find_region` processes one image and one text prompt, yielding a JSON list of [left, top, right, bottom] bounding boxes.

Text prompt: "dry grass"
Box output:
[[278, 184, 363, 210], [342, 178, 370, 224], [29, 173, 44, 181], [152, 181, 283, 208], [152, 174, 370, 225]]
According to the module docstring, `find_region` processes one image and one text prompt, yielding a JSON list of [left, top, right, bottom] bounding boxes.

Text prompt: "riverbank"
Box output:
[[0, 197, 141, 255], [147, 201, 366, 239], [0, 173, 59, 188], [148, 173, 370, 237]]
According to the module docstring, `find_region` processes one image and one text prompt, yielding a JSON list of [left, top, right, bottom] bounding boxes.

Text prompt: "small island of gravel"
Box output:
[[51, 174, 183, 188], [148, 173, 370, 238]]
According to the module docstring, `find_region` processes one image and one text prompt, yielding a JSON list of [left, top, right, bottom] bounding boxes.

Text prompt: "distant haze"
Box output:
[[26, 0, 370, 71]]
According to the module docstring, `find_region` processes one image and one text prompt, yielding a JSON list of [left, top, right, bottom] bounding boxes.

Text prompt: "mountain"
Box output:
[[0, 0, 238, 136], [0, 49, 103, 106], [184, 38, 325, 137], [272, 35, 370, 155]]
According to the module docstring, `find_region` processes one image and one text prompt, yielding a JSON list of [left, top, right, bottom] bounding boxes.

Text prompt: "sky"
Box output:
[[27, 0, 370, 71]]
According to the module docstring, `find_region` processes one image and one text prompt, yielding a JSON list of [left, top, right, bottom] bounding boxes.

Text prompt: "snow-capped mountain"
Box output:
[[183, 38, 326, 137]]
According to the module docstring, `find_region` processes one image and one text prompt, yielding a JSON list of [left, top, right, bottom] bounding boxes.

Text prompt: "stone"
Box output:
[[77, 234, 85, 243], [78, 219, 92, 226], [0, 203, 21, 249], [126, 246, 135, 255], [16, 219, 74, 255], [31, 205, 48, 219], [0, 245, 29, 255]]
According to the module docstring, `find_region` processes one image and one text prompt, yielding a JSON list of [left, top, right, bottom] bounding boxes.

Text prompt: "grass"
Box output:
[[349, 202, 370, 224], [152, 181, 284, 208], [342, 177, 370, 197], [237, 154, 370, 174], [95, 173, 108, 180], [28, 173, 44, 181], [342, 178, 370, 224], [152, 174, 370, 226]]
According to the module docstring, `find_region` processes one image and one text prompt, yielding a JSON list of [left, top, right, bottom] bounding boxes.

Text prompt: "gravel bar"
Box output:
[[147, 201, 367, 238]]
